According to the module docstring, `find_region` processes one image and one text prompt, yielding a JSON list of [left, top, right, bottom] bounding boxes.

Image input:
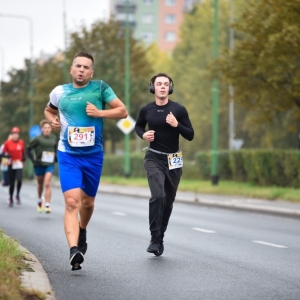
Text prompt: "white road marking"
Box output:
[[112, 211, 127, 216], [252, 240, 288, 248], [192, 227, 216, 234]]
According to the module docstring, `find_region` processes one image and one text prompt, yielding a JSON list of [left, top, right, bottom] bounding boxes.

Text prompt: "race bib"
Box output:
[[68, 126, 95, 147], [41, 151, 55, 163], [12, 160, 23, 170], [0, 158, 8, 171], [168, 151, 183, 170]]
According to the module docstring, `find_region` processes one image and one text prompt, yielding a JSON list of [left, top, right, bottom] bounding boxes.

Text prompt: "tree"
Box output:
[[171, 0, 231, 155], [214, 0, 300, 124], [0, 61, 31, 144]]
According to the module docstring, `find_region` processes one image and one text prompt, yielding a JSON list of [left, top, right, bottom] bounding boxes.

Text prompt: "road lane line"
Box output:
[[112, 211, 127, 216], [192, 227, 216, 234], [252, 240, 288, 248]]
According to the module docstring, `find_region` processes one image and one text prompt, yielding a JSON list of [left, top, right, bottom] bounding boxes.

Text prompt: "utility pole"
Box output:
[[228, 0, 235, 150], [211, 0, 219, 185], [124, 0, 131, 177]]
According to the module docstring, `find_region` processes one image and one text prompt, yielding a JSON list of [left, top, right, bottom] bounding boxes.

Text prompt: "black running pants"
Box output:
[[144, 151, 182, 238]]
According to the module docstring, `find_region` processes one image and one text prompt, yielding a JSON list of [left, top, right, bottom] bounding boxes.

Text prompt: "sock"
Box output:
[[70, 246, 78, 252], [45, 203, 50, 207], [38, 198, 42, 204], [80, 227, 86, 233]]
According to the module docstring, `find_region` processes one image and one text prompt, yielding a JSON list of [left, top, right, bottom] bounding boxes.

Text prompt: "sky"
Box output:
[[0, 0, 110, 81]]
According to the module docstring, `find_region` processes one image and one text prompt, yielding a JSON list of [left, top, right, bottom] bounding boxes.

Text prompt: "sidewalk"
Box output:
[[97, 184, 300, 218]]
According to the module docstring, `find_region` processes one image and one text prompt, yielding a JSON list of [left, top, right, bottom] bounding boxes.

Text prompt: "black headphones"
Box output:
[[149, 73, 174, 95]]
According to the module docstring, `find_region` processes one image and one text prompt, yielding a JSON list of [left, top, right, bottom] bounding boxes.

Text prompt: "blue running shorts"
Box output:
[[34, 165, 55, 176], [57, 150, 103, 197]]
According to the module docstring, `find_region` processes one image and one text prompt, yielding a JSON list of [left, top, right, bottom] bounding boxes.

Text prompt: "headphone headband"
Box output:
[[149, 73, 174, 95]]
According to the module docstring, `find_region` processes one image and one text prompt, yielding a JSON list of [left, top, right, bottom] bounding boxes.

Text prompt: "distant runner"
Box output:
[[1, 127, 26, 207], [26, 119, 57, 213]]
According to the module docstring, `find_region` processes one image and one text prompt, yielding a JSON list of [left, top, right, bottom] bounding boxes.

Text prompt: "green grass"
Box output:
[[0, 231, 45, 300], [101, 176, 300, 203]]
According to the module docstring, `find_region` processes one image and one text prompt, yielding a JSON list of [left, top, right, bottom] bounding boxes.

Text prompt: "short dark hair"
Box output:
[[150, 73, 173, 85], [73, 51, 94, 68]]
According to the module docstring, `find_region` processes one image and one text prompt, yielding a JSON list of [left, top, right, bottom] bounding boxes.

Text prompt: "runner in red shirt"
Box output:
[[1, 127, 26, 207]]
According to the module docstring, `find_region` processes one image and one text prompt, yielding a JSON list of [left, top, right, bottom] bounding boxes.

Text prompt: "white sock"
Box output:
[[45, 203, 50, 207], [38, 198, 42, 204]]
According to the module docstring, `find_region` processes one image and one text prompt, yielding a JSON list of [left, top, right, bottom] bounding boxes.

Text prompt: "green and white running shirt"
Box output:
[[48, 80, 117, 155]]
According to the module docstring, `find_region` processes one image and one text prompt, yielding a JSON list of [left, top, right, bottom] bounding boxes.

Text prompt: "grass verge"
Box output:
[[0, 230, 45, 300], [101, 176, 300, 203]]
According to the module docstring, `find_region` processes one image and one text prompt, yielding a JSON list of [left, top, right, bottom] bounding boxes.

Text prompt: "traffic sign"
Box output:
[[117, 115, 136, 135], [29, 124, 41, 139]]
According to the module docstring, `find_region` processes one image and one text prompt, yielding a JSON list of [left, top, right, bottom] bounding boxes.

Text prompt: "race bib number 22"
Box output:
[[168, 151, 183, 170]]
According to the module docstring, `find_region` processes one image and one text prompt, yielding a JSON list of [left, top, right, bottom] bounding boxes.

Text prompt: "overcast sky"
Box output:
[[0, 0, 109, 81]]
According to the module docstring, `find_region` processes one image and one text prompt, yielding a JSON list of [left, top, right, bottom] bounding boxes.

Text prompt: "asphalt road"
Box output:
[[0, 183, 300, 300]]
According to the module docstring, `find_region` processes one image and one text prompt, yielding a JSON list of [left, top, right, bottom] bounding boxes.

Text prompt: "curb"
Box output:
[[97, 185, 300, 219], [19, 244, 56, 300]]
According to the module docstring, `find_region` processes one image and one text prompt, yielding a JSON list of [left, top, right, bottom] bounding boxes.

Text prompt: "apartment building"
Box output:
[[110, 0, 201, 52]]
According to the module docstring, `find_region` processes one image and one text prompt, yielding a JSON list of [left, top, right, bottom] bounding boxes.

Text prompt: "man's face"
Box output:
[[154, 76, 170, 100], [42, 124, 51, 136], [70, 57, 94, 87]]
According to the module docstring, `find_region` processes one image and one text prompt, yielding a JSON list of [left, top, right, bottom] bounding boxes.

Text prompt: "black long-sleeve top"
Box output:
[[135, 100, 194, 153]]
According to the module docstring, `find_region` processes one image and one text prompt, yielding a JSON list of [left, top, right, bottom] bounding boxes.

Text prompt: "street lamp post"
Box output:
[[0, 14, 34, 129], [228, 0, 235, 150], [124, 0, 131, 177], [211, 0, 219, 185]]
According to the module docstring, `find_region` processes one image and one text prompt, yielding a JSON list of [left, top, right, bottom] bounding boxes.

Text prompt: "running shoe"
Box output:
[[45, 205, 51, 214], [15, 195, 21, 205], [147, 236, 161, 254], [37, 201, 43, 213], [8, 198, 13, 207], [78, 228, 88, 255], [69, 247, 84, 271]]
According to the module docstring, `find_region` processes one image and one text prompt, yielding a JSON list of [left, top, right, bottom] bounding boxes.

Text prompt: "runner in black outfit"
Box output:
[[135, 73, 194, 256]]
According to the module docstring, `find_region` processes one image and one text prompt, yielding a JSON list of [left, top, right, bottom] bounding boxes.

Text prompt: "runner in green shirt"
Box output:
[[26, 119, 57, 213]]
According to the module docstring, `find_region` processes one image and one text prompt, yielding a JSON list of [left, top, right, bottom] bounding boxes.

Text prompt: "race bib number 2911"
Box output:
[[68, 126, 95, 147]]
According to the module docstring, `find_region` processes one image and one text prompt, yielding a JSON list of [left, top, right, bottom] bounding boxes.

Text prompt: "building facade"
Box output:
[[110, 0, 201, 52]]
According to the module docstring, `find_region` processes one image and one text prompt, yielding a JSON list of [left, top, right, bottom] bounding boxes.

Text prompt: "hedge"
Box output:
[[102, 149, 300, 188], [21, 149, 300, 188]]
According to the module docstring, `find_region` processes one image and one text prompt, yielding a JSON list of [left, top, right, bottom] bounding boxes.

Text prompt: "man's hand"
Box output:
[[51, 117, 61, 131], [143, 130, 155, 142], [86, 102, 100, 117], [166, 112, 178, 127]]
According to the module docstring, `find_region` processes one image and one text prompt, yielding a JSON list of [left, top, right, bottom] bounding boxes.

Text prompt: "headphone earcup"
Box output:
[[169, 85, 173, 95], [149, 84, 155, 94]]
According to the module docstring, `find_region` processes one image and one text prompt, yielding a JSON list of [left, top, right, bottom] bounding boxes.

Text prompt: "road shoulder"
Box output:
[[19, 244, 56, 300]]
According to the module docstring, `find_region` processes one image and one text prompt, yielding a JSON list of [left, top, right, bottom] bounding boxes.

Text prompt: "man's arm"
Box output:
[[44, 106, 60, 130], [135, 107, 148, 140], [167, 106, 194, 141], [26, 146, 34, 164], [177, 107, 194, 141], [86, 98, 128, 119]]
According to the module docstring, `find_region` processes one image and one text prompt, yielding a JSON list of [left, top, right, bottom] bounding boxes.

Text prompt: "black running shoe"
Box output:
[[16, 195, 21, 205], [147, 236, 161, 254], [69, 247, 84, 271], [78, 228, 88, 255], [155, 234, 164, 257]]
